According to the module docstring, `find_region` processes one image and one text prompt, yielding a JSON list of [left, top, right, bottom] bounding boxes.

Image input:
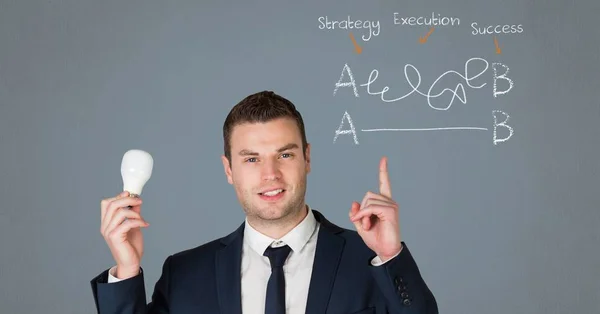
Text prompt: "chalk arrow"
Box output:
[[349, 32, 362, 54], [494, 36, 502, 54], [419, 27, 435, 43]]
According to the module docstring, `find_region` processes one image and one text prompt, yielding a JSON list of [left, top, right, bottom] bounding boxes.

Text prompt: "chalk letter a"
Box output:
[[333, 111, 359, 144], [333, 63, 359, 97]]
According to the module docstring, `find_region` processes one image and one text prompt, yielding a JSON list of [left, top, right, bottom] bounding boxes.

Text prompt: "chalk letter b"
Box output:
[[333, 111, 359, 145], [333, 63, 359, 97], [492, 62, 514, 97], [493, 110, 513, 145]]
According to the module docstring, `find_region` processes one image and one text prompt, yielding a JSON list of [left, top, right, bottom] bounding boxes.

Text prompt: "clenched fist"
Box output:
[[100, 191, 149, 279]]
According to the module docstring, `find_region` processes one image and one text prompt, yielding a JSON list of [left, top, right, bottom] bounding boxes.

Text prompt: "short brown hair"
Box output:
[[223, 91, 308, 163]]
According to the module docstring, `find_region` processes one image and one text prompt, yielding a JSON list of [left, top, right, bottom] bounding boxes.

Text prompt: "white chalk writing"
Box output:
[[471, 22, 523, 35], [333, 63, 359, 97], [492, 62, 514, 97], [331, 57, 515, 145], [492, 110, 513, 145], [333, 57, 513, 111], [362, 126, 488, 132], [318, 16, 380, 41], [393, 12, 460, 26], [333, 111, 359, 144]]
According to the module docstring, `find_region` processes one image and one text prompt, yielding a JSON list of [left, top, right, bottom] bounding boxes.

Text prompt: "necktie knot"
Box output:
[[263, 245, 292, 268]]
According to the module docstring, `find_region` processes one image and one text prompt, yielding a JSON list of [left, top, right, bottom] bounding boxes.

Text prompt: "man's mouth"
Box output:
[[259, 188, 285, 196]]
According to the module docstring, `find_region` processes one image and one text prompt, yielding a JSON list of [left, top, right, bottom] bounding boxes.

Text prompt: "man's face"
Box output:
[[221, 117, 311, 223]]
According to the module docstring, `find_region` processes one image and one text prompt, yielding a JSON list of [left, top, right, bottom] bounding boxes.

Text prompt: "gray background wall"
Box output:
[[1, 1, 599, 313]]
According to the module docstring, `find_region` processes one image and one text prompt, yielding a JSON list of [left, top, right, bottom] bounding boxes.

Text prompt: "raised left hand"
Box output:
[[349, 156, 402, 262]]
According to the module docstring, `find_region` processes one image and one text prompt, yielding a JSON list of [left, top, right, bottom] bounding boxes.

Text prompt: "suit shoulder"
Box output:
[[170, 237, 222, 259], [168, 222, 243, 260], [312, 210, 374, 256], [325, 222, 358, 240], [152, 236, 227, 281], [165, 231, 235, 268], [332, 226, 376, 256]]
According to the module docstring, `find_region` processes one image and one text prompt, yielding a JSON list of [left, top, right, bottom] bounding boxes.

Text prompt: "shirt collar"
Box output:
[[244, 205, 318, 256]]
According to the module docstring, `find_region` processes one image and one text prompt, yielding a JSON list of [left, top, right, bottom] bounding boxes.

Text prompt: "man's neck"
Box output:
[[248, 204, 309, 239]]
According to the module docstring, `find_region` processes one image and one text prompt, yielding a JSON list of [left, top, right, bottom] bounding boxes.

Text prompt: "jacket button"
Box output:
[[403, 298, 412, 306]]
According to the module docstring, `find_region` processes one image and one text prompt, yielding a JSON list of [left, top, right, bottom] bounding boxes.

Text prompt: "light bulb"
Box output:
[[120, 149, 154, 197]]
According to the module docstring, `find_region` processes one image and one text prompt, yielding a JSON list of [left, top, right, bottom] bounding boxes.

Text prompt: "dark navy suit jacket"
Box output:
[[90, 210, 438, 313]]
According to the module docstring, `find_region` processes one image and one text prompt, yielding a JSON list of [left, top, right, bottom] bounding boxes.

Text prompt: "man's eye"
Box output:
[[246, 158, 257, 162], [281, 153, 292, 158]]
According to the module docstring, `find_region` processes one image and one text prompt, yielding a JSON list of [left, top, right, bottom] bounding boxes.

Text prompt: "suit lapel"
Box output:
[[215, 222, 244, 314], [305, 210, 345, 314], [214, 210, 345, 314]]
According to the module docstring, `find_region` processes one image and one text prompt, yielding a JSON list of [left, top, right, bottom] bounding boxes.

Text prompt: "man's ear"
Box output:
[[305, 143, 311, 173], [221, 155, 233, 184]]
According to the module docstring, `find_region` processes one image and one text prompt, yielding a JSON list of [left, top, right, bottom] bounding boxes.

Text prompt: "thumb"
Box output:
[[349, 201, 362, 231]]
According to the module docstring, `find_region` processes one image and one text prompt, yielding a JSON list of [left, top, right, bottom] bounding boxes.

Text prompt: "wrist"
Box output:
[[378, 245, 404, 263], [115, 265, 140, 279], [379, 255, 395, 263]]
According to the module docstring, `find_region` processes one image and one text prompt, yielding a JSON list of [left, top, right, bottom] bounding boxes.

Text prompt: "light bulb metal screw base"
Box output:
[[125, 193, 140, 209]]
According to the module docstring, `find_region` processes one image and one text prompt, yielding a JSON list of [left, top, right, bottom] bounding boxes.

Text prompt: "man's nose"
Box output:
[[261, 159, 282, 180]]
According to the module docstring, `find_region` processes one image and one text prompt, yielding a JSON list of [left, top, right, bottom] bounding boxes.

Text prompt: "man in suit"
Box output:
[[91, 91, 438, 313]]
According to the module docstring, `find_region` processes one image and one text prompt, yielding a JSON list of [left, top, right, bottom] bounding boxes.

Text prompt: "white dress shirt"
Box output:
[[107, 206, 401, 313]]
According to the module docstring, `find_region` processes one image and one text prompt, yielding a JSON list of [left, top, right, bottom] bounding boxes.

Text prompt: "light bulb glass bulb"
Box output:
[[121, 149, 154, 196]]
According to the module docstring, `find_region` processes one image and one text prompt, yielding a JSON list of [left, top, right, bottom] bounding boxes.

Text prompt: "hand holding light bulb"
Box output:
[[100, 149, 153, 280]]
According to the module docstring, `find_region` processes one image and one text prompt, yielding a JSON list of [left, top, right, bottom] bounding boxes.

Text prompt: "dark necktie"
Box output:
[[263, 245, 292, 314]]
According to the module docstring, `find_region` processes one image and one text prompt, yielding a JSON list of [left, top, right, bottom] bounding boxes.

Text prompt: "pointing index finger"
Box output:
[[379, 156, 392, 198]]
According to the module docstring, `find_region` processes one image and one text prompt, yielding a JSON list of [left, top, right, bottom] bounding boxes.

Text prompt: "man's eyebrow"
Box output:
[[238, 149, 258, 156], [277, 143, 299, 152], [237, 143, 300, 156]]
